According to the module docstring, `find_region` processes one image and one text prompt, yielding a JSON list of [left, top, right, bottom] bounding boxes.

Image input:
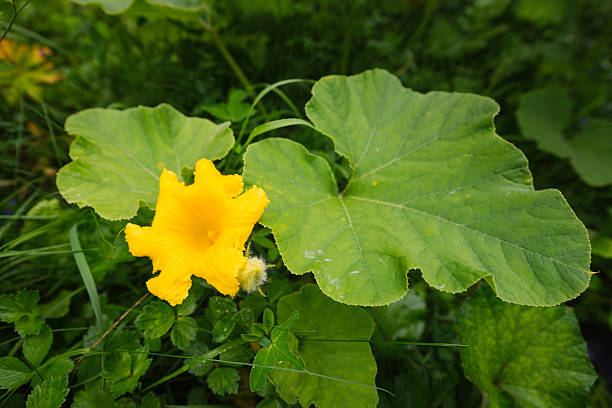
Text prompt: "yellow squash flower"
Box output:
[[125, 158, 269, 305]]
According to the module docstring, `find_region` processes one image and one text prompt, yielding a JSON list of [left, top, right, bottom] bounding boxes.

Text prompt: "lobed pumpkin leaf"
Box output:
[[243, 69, 591, 306], [57, 104, 234, 220]]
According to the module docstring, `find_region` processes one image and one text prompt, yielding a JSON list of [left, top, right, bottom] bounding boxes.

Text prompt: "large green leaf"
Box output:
[[270, 284, 378, 408], [57, 104, 234, 220], [568, 119, 612, 187], [457, 287, 596, 407], [516, 87, 572, 158], [243, 69, 591, 306], [517, 88, 612, 187], [70, 0, 205, 20]]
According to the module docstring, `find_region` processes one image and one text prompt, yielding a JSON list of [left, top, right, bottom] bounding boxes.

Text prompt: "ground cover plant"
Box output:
[[1, 0, 611, 407]]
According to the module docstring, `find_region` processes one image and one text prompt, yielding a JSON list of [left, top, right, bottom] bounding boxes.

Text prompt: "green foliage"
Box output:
[[570, 120, 612, 187], [0, 357, 32, 390], [1, 1, 611, 406], [207, 367, 240, 397], [31, 358, 74, 388], [70, 0, 205, 20], [25, 376, 69, 408], [135, 301, 175, 338], [171, 316, 197, 350], [458, 287, 597, 407], [40, 290, 74, 319], [71, 382, 116, 408], [516, 87, 573, 157], [244, 69, 591, 307], [517, 88, 612, 186], [196, 88, 252, 123], [23, 323, 53, 366], [369, 291, 426, 341], [270, 284, 378, 408], [0, 288, 43, 336], [250, 311, 303, 391], [101, 331, 152, 397], [56, 104, 235, 219]]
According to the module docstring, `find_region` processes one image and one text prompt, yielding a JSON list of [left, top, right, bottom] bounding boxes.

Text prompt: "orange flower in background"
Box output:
[[0, 38, 64, 105], [125, 159, 269, 306]]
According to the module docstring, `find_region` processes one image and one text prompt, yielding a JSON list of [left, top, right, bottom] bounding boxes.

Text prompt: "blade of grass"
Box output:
[[237, 79, 315, 146], [244, 118, 316, 148], [40, 99, 65, 167], [69, 224, 102, 327]]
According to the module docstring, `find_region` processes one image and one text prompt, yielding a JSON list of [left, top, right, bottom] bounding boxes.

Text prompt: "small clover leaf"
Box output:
[[25, 375, 69, 408], [0, 357, 32, 391], [135, 301, 175, 339], [23, 324, 53, 367], [250, 311, 303, 392], [0, 289, 44, 336], [206, 367, 240, 397], [171, 316, 198, 350]]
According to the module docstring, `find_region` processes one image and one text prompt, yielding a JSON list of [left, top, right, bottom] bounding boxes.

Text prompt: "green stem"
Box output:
[[0, 0, 31, 42], [200, 20, 267, 116], [142, 338, 245, 392]]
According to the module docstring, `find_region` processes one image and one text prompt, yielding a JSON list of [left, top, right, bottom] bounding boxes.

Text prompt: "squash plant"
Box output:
[[0, 1, 605, 407]]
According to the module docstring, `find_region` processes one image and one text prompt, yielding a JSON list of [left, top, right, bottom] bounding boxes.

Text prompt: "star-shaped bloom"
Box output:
[[125, 158, 269, 305]]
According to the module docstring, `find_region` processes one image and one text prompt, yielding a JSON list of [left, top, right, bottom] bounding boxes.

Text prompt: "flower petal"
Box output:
[[194, 158, 243, 197], [193, 243, 246, 296], [221, 186, 270, 245], [146, 270, 192, 306]]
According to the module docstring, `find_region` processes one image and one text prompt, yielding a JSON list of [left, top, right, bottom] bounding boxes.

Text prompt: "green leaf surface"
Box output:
[[31, 358, 74, 388], [250, 311, 303, 391], [25, 376, 69, 408], [135, 301, 175, 339], [250, 348, 275, 392], [175, 283, 203, 316], [206, 296, 237, 320], [23, 324, 53, 367], [270, 284, 378, 408], [568, 119, 612, 187], [517, 88, 612, 187], [102, 331, 151, 397], [0, 357, 32, 390], [516, 87, 572, 157], [40, 290, 74, 319], [206, 367, 240, 396], [212, 315, 236, 343], [0, 289, 43, 336], [590, 231, 612, 259], [243, 69, 591, 306], [185, 342, 213, 376], [57, 104, 234, 220], [369, 291, 426, 341], [69, 0, 205, 20], [72, 384, 115, 408], [171, 316, 198, 350], [457, 287, 597, 407]]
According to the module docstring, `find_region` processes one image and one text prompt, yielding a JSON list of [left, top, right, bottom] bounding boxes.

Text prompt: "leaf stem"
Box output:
[[72, 292, 149, 374], [199, 19, 267, 116], [0, 0, 32, 42]]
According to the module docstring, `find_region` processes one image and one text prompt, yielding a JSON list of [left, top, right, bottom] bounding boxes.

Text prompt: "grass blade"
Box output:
[[69, 224, 102, 326]]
